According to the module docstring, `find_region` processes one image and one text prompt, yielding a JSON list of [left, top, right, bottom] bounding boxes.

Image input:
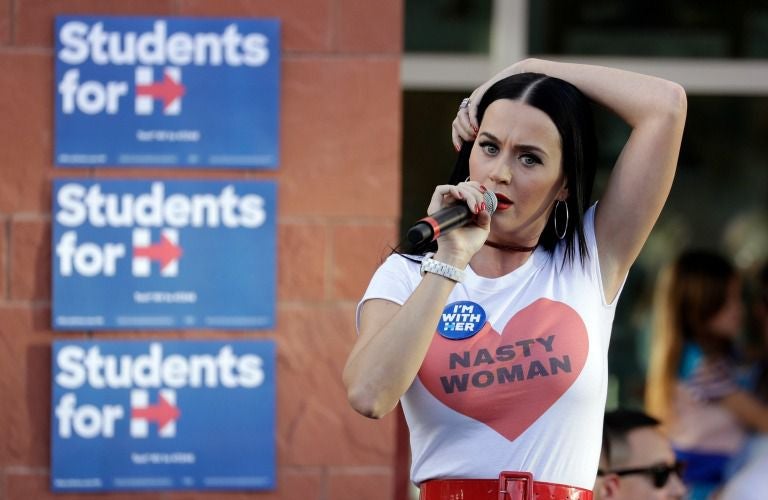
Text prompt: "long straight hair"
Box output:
[[645, 250, 737, 422]]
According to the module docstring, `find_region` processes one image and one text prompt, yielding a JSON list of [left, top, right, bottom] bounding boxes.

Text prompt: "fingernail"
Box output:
[[472, 125, 479, 133], [480, 185, 487, 192], [474, 203, 480, 214], [481, 202, 486, 212], [454, 142, 460, 152]]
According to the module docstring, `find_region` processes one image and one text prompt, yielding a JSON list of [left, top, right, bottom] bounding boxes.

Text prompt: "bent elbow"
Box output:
[[666, 82, 688, 119], [346, 385, 393, 420], [639, 82, 687, 132]]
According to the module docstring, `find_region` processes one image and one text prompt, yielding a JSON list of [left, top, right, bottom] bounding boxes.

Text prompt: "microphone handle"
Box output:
[[406, 204, 472, 246]]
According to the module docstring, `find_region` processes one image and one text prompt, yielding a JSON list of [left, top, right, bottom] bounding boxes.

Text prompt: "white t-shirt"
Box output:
[[721, 436, 768, 500], [358, 206, 622, 489]]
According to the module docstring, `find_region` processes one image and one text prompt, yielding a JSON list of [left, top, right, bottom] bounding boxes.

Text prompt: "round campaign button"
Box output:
[[437, 301, 487, 340]]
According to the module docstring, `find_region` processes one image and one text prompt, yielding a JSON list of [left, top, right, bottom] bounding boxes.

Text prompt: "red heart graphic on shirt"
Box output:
[[418, 298, 588, 441]]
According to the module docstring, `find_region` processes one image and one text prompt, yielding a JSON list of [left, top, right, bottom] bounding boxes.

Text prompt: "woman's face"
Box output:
[[469, 99, 567, 245], [708, 276, 744, 339]]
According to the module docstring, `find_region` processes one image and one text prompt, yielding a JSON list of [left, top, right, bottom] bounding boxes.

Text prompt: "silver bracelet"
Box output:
[[420, 257, 465, 283]]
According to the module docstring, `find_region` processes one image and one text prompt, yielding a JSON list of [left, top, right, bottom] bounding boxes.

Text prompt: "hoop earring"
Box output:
[[465, 176, 471, 182], [554, 200, 569, 240]]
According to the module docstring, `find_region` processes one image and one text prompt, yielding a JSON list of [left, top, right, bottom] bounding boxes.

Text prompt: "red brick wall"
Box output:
[[0, 1, 403, 499]]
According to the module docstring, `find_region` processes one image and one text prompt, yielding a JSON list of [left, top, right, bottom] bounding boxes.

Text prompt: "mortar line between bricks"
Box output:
[[327, 465, 394, 475], [282, 52, 401, 60], [324, 221, 334, 301], [9, 213, 51, 221], [3, 218, 8, 300], [4, 466, 48, 474], [328, 0, 339, 52], [9, 0, 16, 46], [0, 299, 51, 308], [321, 464, 330, 500]]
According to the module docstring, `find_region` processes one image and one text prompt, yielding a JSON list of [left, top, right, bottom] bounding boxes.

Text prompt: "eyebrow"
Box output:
[[479, 132, 549, 158]]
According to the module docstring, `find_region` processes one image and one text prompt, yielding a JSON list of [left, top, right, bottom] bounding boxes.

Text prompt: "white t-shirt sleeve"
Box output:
[[355, 254, 421, 333], [582, 202, 628, 307]]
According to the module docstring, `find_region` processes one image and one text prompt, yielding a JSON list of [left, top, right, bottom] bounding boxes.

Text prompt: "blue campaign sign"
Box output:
[[54, 16, 280, 168], [51, 340, 276, 492], [52, 179, 276, 330]]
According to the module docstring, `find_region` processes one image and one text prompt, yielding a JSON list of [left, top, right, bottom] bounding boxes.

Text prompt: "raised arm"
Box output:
[[456, 58, 687, 301]]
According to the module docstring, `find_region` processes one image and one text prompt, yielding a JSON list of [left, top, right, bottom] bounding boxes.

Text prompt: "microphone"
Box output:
[[406, 191, 497, 246]]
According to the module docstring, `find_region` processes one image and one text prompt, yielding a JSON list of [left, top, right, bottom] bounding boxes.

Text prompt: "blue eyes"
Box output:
[[520, 154, 542, 166], [479, 142, 542, 166], [481, 143, 499, 155]]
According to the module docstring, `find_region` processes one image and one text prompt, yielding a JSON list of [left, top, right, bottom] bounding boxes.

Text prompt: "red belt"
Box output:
[[420, 471, 593, 500]]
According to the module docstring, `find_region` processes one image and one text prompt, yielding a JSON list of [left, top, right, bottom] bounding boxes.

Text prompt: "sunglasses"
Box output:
[[598, 461, 685, 488]]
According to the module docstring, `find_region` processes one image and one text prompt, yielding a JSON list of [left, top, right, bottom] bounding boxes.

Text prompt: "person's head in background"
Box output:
[[753, 262, 768, 400], [595, 409, 686, 500], [645, 249, 744, 422]]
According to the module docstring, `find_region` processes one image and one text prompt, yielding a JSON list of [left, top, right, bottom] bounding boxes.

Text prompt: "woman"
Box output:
[[344, 58, 687, 499], [647, 251, 768, 499], [721, 262, 768, 500]]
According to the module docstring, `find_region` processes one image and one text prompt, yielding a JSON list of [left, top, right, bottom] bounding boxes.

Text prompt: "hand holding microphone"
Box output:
[[407, 189, 498, 247]]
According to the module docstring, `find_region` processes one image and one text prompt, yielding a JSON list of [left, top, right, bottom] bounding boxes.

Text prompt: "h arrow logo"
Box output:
[[130, 389, 180, 438], [135, 66, 185, 115], [132, 228, 182, 277]]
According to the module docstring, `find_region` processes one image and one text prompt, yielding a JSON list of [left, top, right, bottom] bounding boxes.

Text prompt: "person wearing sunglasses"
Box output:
[[595, 409, 686, 499]]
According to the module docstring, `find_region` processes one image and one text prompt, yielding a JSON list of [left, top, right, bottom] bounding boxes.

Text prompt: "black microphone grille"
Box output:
[[483, 191, 498, 216]]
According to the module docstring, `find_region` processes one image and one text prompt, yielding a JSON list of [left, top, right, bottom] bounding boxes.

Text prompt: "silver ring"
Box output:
[[459, 97, 470, 110]]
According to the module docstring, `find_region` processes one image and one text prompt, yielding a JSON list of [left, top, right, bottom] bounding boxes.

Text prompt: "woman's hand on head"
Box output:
[[451, 59, 532, 151], [452, 98, 476, 150], [427, 180, 490, 265]]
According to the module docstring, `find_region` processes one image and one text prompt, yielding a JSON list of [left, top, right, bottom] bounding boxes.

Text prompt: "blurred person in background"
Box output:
[[595, 409, 686, 500], [719, 262, 768, 500], [747, 262, 768, 403], [646, 250, 768, 499]]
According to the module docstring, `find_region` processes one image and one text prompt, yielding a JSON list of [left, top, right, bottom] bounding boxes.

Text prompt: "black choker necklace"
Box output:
[[484, 240, 537, 252]]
